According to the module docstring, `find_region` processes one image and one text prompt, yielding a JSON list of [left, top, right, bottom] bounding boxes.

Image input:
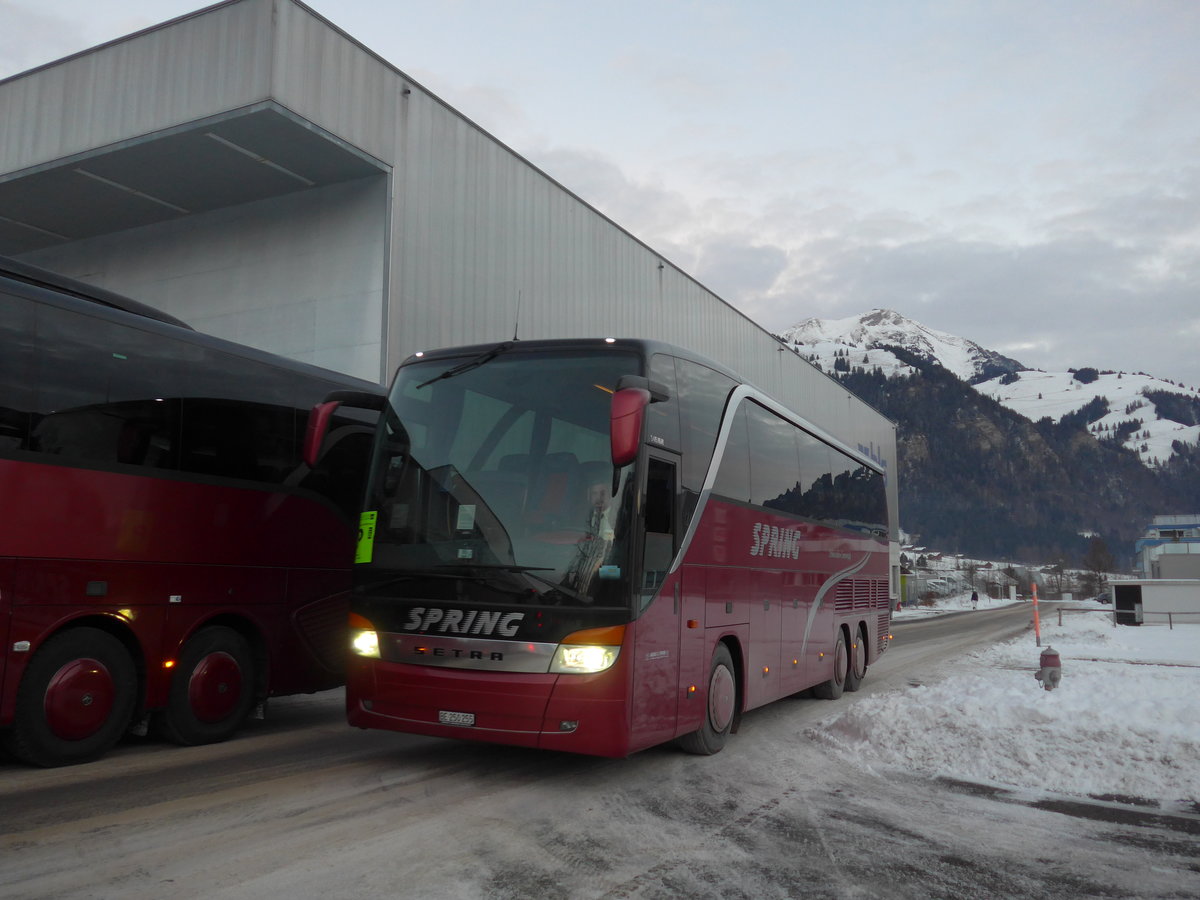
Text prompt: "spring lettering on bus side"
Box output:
[[749, 522, 801, 559]]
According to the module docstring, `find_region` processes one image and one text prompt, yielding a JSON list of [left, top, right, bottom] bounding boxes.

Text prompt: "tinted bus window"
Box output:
[[834, 461, 887, 536], [747, 402, 802, 513], [795, 430, 835, 525], [675, 359, 735, 493], [0, 288, 34, 451], [646, 353, 680, 451], [31, 305, 188, 467], [712, 403, 751, 503]]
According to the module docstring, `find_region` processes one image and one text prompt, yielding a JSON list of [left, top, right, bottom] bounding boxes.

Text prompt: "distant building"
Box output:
[[1134, 515, 1200, 579]]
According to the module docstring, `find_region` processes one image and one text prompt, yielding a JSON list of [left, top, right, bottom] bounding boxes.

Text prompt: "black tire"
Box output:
[[845, 625, 868, 692], [3, 627, 137, 767], [159, 626, 255, 746], [813, 628, 848, 700], [678, 643, 738, 755]]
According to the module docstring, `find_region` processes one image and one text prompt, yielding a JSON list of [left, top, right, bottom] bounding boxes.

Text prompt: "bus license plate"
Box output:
[[439, 710, 475, 727]]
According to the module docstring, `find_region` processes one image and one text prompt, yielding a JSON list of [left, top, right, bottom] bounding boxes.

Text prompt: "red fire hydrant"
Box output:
[[1034, 646, 1061, 691]]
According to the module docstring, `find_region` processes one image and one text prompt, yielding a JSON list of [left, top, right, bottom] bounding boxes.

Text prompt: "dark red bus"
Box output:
[[0, 258, 381, 766], [311, 338, 896, 757]]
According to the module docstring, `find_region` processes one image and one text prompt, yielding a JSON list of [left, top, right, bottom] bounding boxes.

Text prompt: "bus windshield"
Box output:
[[361, 347, 642, 609]]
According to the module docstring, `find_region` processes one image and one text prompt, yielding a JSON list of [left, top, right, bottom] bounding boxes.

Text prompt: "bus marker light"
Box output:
[[13, 641, 30, 653], [686, 619, 699, 629], [163, 660, 175, 669], [687, 685, 696, 696], [792, 659, 799, 666], [762, 666, 769, 677]]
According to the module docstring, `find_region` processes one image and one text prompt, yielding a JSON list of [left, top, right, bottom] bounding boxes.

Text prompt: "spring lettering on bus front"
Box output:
[[749, 522, 801, 559]]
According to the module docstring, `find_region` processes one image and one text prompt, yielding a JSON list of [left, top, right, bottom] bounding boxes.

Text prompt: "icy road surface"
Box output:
[[2, 603, 1197, 899]]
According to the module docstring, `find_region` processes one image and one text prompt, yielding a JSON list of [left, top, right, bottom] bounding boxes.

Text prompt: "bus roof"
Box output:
[[1, 255, 383, 392], [0, 255, 194, 330], [403, 337, 741, 382]]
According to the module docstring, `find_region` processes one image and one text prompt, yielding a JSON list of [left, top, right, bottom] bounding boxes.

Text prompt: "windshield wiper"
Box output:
[[434, 563, 552, 573], [435, 563, 588, 603], [417, 341, 514, 389]]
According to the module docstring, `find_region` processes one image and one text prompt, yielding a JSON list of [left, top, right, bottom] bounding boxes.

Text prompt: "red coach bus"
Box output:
[[309, 338, 896, 757], [0, 258, 381, 766]]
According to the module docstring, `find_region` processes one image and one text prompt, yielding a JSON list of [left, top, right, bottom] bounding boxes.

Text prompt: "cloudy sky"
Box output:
[[3, 0, 1199, 386]]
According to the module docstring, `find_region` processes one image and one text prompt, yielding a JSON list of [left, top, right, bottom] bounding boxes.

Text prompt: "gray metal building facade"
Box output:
[[0, 0, 897, 519]]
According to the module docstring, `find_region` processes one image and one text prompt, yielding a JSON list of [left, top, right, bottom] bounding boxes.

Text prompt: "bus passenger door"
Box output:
[[630, 455, 681, 749], [745, 569, 782, 709], [779, 571, 811, 694]]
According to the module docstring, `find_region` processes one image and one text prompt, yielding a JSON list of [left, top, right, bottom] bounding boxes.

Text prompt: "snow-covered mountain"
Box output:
[[783, 308, 1200, 465], [780, 309, 1025, 384], [976, 370, 1200, 466]]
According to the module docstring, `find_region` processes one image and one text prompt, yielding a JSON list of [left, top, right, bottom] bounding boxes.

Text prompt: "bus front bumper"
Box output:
[[346, 658, 631, 757]]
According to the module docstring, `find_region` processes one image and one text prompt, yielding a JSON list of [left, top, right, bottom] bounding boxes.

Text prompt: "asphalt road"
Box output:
[[2, 603, 1197, 899]]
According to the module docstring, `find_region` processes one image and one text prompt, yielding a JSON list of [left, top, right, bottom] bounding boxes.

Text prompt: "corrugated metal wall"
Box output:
[[0, 0, 274, 173], [0, 0, 897, 525]]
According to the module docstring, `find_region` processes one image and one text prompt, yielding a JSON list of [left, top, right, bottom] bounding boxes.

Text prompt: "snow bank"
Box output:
[[816, 608, 1200, 806]]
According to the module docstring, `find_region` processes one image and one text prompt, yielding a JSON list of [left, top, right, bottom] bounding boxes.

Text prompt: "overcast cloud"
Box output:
[[3, 0, 1199, 386]]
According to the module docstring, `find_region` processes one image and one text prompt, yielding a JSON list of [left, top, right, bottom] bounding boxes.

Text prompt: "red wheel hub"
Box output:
[[708, 664, 736, 732], [187, 652, 243, 723], [43, 658, 115, 741]]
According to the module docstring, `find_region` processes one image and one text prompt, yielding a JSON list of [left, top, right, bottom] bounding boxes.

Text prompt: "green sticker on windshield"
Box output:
[[356, 511, 378, 564]]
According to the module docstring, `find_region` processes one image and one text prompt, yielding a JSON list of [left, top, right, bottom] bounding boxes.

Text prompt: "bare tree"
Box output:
[[1080, 537, 1117, 598]]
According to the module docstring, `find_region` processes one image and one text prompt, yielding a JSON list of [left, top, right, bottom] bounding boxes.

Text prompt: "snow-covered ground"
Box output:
[[818, 594, 1200, 809]]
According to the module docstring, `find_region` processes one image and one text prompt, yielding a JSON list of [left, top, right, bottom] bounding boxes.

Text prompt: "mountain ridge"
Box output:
[[778, 309, 1200, 564], [781, 309, 1200, 466]]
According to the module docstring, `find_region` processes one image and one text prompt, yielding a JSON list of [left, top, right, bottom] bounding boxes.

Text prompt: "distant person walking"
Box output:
[[971, 590, 979, 609]]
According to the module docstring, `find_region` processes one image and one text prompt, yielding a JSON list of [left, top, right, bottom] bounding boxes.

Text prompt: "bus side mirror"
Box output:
[[611, 387, 651, 467], [302, 389, 386, 467], [303, 400, 343, 468]]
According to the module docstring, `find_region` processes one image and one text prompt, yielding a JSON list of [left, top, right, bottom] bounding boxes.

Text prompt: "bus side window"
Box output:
[[0, 289, 34, 452], [642, 457, 676, 605]]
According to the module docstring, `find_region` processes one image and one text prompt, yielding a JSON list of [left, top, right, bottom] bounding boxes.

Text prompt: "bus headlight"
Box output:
[[549, 625, 624, 674], [349, 612, 380, 658], [551, 644, 619, 673], [351, 629, 380, 658]]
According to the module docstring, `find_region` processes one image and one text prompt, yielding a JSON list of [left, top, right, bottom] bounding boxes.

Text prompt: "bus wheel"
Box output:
[[845, 625, 868, 692], [4, 628, 137, 767], [160, 626, 255, 746], [678, 644, 737, 755], [813, 628, 848, 700]]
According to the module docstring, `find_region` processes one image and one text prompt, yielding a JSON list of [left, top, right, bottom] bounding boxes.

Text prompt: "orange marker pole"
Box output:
[[1031, 582, 1041, 647]]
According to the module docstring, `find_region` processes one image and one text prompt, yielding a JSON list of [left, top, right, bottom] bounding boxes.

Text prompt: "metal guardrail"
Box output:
[[1056, 606, 1200, 629]]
